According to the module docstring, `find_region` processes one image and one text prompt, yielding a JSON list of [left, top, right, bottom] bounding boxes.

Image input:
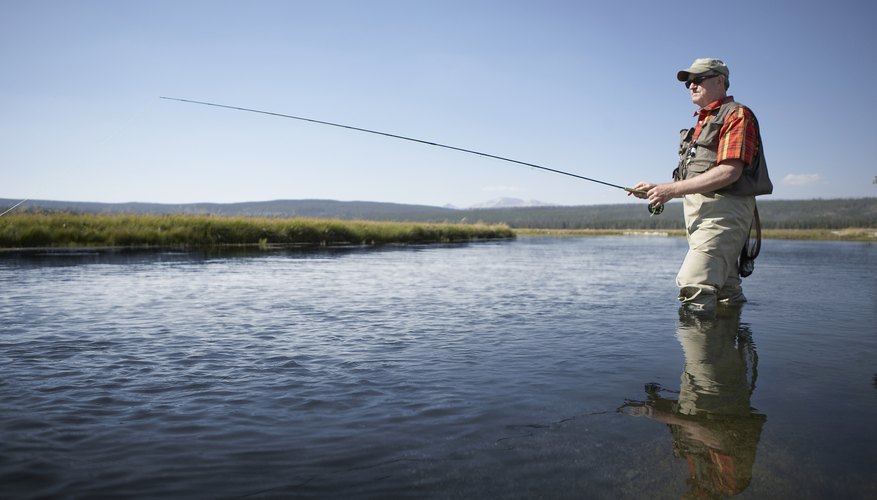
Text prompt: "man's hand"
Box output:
[[629, 181, 676, 207], [646, 183, 679, 207], [628, 182, 655, 199]]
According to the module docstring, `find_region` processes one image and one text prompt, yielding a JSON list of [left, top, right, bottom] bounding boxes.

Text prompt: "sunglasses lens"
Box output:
[[685, 75, 713, 88]]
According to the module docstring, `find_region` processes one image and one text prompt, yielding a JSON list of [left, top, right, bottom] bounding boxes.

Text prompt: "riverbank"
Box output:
[[1, 213, 873, 250], [516, 228, 877, 241], [0, 213, 514, 249]]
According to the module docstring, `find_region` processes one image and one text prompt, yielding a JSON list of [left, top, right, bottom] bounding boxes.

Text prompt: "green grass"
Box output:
[[0, 213, 515, 249], [761, 228, 877, 241], [3, 214, 871, 250]]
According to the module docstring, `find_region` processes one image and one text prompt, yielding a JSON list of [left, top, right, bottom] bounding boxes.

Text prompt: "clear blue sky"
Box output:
[[2, 0, 875, 207]]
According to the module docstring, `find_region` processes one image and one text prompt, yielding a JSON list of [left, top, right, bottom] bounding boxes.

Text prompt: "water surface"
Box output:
[[1, 237, 875, 498]]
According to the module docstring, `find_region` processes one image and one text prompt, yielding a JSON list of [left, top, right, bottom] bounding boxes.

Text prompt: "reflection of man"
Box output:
[[622, 308, 766, 497]]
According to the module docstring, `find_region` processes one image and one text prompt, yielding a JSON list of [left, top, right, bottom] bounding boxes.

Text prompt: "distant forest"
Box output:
[[2, 197, 876, 230], [456, 198, 877, 230]]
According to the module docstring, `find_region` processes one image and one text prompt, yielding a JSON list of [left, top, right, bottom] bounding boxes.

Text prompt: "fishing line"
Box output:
[[0, 199, 28, 217], [160, 97, 663, 215]]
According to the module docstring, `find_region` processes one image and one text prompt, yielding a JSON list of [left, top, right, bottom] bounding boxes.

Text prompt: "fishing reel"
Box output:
[[648, 203, 664, 216], [625, 188, 663, 216]]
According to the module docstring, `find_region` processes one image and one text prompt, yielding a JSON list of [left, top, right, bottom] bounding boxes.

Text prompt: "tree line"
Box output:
[[2, 197, 875, 230]]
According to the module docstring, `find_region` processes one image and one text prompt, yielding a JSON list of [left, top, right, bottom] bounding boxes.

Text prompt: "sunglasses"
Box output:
[[685, 74, 721, 88]]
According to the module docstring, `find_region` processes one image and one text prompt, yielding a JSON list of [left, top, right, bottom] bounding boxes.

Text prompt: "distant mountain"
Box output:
[[0, 198, 457, 221], [468, 197, 554, 209]]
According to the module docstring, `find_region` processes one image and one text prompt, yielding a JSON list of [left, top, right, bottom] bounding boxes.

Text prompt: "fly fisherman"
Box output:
[[631, 58, 772, 314]]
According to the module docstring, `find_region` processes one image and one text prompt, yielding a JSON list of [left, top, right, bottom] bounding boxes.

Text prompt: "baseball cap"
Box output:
[[677, 58, 730, 81]]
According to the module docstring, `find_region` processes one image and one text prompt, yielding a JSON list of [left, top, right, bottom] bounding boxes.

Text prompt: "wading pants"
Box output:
[[677, 192, 755, 313]]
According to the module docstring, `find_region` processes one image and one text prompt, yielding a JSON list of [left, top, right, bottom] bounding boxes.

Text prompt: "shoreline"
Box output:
[[1, 228, 874, 253], [515, 228, 877, 241]]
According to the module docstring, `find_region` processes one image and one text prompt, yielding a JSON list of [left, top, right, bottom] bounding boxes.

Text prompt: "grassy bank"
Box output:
[[0, 213, 515, 249], [517, 228, 877, 241], [2, 214, 872, 249]]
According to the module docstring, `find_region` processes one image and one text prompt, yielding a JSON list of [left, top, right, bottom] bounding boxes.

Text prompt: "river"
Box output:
[[1, 236, 875, 498]]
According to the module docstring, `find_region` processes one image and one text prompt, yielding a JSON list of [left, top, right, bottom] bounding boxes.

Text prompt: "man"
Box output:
[[631, 58, 772, 313]]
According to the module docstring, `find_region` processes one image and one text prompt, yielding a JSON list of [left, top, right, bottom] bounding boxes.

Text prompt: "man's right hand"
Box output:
[[627, 182, 655, 199]]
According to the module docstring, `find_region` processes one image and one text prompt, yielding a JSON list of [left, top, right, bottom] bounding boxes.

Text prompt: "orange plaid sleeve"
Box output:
[[717, 106, 759, 167]]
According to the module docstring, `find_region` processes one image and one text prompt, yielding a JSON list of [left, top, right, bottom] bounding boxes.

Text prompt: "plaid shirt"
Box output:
[[692, 96, 759, 166]]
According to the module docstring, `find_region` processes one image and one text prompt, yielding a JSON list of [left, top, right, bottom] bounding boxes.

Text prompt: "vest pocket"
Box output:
[[685, 157, 713, 176], [684, 120, 723, 178], [694, 120, 723, 146], [678, 128, 694, 156]]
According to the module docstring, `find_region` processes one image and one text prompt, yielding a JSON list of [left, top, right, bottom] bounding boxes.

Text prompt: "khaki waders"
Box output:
[[677, 192, 755, 313]]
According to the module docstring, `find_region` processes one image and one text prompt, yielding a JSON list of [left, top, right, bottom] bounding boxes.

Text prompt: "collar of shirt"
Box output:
[[691, 96, 735, 142], [694, 95, 735, 119]]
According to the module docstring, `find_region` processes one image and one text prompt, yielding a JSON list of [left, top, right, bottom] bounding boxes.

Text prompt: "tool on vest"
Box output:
[[161, 97, 663, 215]]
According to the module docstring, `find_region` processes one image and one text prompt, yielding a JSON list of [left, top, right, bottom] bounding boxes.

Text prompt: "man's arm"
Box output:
[[630, 159, 744, 206]]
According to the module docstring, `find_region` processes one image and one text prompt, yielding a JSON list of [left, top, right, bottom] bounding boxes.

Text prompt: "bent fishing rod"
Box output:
[[160, 97, 663, 215]]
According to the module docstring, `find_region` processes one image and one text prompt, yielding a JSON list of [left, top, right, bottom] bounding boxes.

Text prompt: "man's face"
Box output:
[[686, 73, 726, 107]]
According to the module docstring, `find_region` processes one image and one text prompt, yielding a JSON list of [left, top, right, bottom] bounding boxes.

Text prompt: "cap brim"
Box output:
[[676, 70, 692, 81]]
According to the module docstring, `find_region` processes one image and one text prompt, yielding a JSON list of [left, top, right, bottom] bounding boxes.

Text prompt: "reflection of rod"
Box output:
[[160, 97, 649, 196], [0, 199, 28, 217]]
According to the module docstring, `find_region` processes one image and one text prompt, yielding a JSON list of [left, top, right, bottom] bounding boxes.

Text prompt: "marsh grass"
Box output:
[[0, 213, 515, 249], [763, 228, 877, 241], [2, 214, 870, 250]]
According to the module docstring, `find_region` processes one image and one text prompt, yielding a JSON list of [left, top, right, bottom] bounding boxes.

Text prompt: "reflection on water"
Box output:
[[622, 307, 766, 498]]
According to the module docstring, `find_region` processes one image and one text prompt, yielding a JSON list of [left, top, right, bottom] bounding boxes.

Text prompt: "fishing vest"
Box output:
[[674, 99, 773, 197]]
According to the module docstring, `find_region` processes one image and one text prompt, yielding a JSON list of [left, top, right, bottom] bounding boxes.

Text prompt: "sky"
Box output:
[[2, 0, 876, 208]]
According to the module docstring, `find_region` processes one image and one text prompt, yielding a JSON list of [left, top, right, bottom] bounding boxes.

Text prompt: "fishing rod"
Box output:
[[160, 97, 663, 215], [0, 199, 28, 218]]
